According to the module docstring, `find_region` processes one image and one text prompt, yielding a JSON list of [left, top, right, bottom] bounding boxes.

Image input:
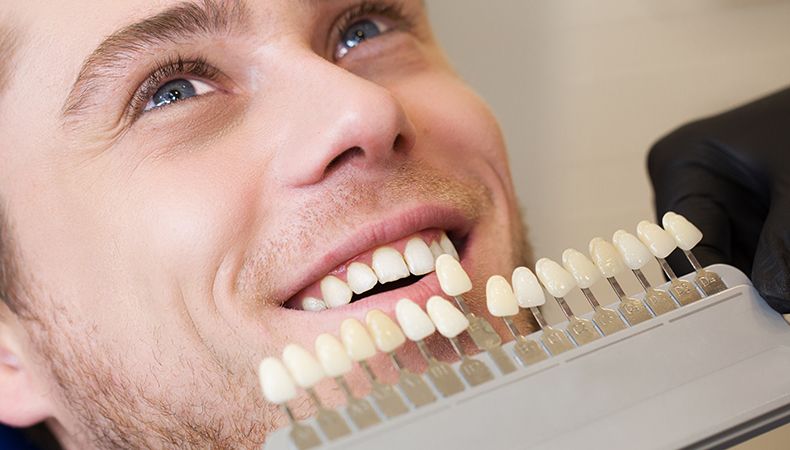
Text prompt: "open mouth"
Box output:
[[283, 229, 464, 311]]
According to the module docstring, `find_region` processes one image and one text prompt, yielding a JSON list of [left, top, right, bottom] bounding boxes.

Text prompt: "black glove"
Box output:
[[648, 87, 790, 314]]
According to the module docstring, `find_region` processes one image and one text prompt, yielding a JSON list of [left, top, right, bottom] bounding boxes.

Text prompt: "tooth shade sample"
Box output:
[[486, 275, 519, 317], [340, 318, 377, 361], [371, 247, 410, 283], [562, 248, 601, 289], [259, 358, 297, 404], [662, 212, 703, 250], [535, 258, 577, 298], [282, 344, 325, 389], [404, 238, 435, 275], [426, 296, 470, 338], [301, 296, 327, 312], [588, 238, 627, 278], [612, 230, 653, 270], [320, 275, 353, 308], [347, 262, 378, 295], [315, 334, 353, 378], [439, 232, 460, 260], [395, 299, 436, 341], [637, 220, 677, 258], [365, 310, 407, 353], [511, 266, 546, 308], [429, 241, 444, 259], [435, 254, 472, 296]]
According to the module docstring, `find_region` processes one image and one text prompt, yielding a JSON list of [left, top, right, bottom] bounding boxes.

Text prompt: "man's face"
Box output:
[[0, 0, 528, 448]]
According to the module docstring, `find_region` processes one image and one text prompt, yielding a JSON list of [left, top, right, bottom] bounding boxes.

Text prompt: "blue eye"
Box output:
[[145, 78, 214, 111], [335, 19, 388, 59]]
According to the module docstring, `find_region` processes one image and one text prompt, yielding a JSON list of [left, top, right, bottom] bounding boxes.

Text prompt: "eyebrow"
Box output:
[[61, 0, 250, 120]]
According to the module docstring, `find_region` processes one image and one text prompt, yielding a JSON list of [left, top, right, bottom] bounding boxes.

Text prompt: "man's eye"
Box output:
[[144, 78, 215, 112], [335, 18, 390, 59]]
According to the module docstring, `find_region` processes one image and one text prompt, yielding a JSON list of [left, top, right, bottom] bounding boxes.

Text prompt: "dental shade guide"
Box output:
[[535, 258, 602, 345], [282, 345, 352, 441], [589, 238, 654, 325], [314, 334, 381, 430], [365, 310, 436, 408], [562, 249, 628, 336], [339, 319, 409, 418], [512, 266, 575, 356], [637, 220, 702, 306], [486, 275, 548, 365], [662, 212, 728, 295], [259, 358, 323, 450], [395, 299, 466, 397], [426, 296, 495, 386], [613, 230, 678, 315], [435, 255, 517, 375]]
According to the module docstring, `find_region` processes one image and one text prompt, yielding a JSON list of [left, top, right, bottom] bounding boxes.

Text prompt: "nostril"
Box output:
[[393, 134, 408, 153], [325, 146, 365, 175]]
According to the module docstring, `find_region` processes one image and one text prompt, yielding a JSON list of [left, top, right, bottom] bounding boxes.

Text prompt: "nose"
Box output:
[[271, 53, 417, 187]]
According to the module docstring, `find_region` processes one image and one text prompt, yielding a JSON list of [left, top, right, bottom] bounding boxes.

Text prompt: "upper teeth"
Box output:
[[300, 232, 458, 310]]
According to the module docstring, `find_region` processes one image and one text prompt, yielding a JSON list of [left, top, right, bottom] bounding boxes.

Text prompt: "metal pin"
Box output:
[[632, 268, 677, 315], [358, 360, 410, 418], [283, 404, 323, 450], [530, 305, 576, 355], [388, 351, 436, 407], [606, 276, 653, 325], [333, 376, 380, 430], [656, 257, 702, 305], [580, 287, 628, 335], [684, 250, 728, 296], [448, 335, 494, 386], [662, 212, 727, 296], [502, 316, 549, 365], [551, 294, 601, 345], [451, 294, 515, 375], [305, 388, 352, 441], [415, 339, 466, 396]]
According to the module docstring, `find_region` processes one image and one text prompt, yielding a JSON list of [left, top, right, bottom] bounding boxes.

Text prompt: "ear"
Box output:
[[0, 311, 52, 427]]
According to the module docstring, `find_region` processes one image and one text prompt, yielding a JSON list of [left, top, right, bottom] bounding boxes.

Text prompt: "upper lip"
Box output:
[[275, 203, 473, 306]]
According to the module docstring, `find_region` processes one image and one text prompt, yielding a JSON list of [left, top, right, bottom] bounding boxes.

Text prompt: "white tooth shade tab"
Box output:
[[346, 262, 378, 295], [365, 310, 407, 353], [561, 248, 601, 289], [301, 297, 327, 312], [636, 220, 677, 259], [282, 344, 325, 389], [395, 298, 436, 341], [588, 238, 627, 278], [486, 275, 519, 317], [403, 238, 435, 275], [435, 254, 473, 296], [612, 230, 653, 270], [439, 232, 460, 260], [662, 212, 703, 251], [371, 247, 410, 283], [315, 334, 353, 378], [259, 358, 297, 404], [535, 258, 577, 298], [511, 266, 546, 308], [426, 296, 470, 338], [320, 275, 352, 308], [340, 318, 378, 361]]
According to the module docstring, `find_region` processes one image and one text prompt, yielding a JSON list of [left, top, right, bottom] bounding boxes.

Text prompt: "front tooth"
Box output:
[[662, 212, 703, 251], [561, 248, 601, 289], [282, 344, 325, 389], [435, 254, 472, 296], [429, 241, 444, 259], [371, 247, 410, 283], [258, 357, 297, 404], [315, 333, 353, 378], [535, 258, 577, 298], [301, 296, 327, 312], [426, 296, 469, 338], [395, 298, 436, 341], [404, 237, 435, 275], [636, 220, 677, 258], [588, 237, 627, 278], [365, 310, 406, 353], [486, 275, 519, 317], [511, 266, 546, 308], [439, 232, 460, 260], [612, 230, 653, 270], [347, 262, 378, 294], [320, 275, 352, 308], [340, 318, 377, 361]]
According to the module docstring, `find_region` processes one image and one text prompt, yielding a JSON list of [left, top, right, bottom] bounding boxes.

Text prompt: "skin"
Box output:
[[0, 0, 531, 448]]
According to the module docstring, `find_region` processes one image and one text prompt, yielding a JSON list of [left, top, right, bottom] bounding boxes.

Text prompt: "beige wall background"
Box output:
[[428, 1, 790, 447]]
